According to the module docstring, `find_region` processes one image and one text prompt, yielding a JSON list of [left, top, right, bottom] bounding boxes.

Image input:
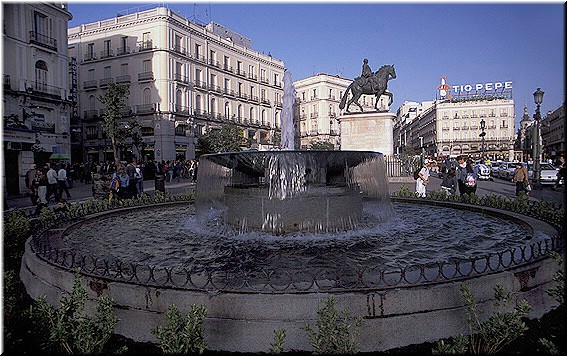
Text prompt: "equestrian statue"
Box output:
[[339, 59, 396, 113]]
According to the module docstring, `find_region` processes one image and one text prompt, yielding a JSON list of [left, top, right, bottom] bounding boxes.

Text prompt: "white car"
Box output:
[[474, 163, 492, 180], [489, 162, 502, 177], [497, 162, 518, 180], [528, 163, 564, 185]]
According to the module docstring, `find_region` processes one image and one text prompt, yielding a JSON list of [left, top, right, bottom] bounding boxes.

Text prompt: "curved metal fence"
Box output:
[[28, 202, 564, 294]]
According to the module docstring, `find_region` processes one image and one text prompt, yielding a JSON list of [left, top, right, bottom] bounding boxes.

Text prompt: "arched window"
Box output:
[[176, 90, 183, 111], [261, 110, 266, 125], [249, 107, 255, 123], [210, 98, 216, 115], [237, 105, 243, 121], [35, 60, 48, 91], [225, 101, 231, 119], [195, 95, 201, 114], [88, 95, 96, 110], [143, 88, 151, 104]]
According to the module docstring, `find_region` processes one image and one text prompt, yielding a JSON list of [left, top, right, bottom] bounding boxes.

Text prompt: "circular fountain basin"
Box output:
[[196, 150, 392, 233], [20, 199, 562, 353]]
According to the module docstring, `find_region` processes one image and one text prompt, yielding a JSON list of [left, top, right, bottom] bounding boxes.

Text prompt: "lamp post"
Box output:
[[532, 88, 544, 189], [479, 118, 486, 162], [419, 136, 424, 164]]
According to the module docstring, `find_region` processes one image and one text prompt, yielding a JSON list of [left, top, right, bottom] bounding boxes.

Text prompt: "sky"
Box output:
[[66, 1, 565, 129]]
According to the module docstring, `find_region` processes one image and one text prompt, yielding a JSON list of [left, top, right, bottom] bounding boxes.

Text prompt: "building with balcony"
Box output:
[[539, 104, 565, 162], [394, 78, 516, 161], [520, 103, 566, 163], [68, 6, 285, 162], [2, 2, 73, 196], [293, 74, 377, 149]]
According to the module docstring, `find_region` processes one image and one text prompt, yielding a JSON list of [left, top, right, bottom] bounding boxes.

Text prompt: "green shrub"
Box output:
[[38, 205, 57, 227], [28, 269, 118, 354], [537, 251, 565, 354], [3, 209, 31, 262], [3, 270, 18, 319], [433, 283, 531, 354], [153, 303, 208, 354], [3, 208, 31, 240], [546, 251, 565, 305], [304, 296, 363, 354], [270, 328, 286, 354]]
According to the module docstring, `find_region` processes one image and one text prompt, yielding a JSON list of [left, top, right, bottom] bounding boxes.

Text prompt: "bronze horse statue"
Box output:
[[339, 64, 396, 113]]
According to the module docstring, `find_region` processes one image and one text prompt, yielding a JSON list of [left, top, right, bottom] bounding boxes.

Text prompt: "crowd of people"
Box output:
[[414, 154, 566, 198], [24, 158, 200, 210], [414, 155, 480, 198]]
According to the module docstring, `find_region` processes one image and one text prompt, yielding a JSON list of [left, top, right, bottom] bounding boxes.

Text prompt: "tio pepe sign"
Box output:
[[451, 81, 512, 94]]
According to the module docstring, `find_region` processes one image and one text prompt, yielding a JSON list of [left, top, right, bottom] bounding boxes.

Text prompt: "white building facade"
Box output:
[[394, 77, 516, 161], [68, 6, 285, 163], [293, 74, 378, 150], [2, 2, 73, 196]]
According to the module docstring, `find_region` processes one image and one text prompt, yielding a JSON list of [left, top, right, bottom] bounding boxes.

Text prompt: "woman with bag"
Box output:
[[512, 163, 530, 196]]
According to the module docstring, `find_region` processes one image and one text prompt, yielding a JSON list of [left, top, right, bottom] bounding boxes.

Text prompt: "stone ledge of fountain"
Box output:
[[19, 199, 563, 353], [20, 239, 561, 352]]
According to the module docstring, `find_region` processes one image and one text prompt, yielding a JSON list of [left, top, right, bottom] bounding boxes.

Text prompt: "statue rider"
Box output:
[[359, 58, 372, 88]]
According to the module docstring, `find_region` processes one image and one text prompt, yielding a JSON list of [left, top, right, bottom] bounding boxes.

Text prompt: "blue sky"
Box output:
[[68, 1, 564, 129]]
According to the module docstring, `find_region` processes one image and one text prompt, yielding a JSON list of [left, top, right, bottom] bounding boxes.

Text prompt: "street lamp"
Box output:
[[419, 136, 424, 164], [479, 118, 486, 162], [532, 88, 544, 189]]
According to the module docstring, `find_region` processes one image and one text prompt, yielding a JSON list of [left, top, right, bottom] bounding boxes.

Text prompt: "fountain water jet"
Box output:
[[195, 150, 392, 234]]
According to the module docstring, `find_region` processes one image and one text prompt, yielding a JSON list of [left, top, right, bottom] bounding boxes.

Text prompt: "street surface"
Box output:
[[3, 174, 564, 211]]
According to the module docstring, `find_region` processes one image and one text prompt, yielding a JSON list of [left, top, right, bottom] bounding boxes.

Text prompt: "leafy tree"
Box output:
[[309, 140, 335, 150], [98, 82, 138, 168], [196, 123, 247, 155]]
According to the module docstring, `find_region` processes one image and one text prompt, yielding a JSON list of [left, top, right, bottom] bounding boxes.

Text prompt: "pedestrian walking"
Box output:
[[462, 161, 479, 195], [25, 163, 37, 205], [57, 163, 71, 199], [415, 160, 432, 198], [552, 155, 565, 190], [45, 163, 59, 202], [512, 162, 530, 196], [440, 166, 456, 196]]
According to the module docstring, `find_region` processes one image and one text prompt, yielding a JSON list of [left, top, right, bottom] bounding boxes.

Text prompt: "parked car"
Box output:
[[527, 162, 564, 185], [497, 162, 518, 180], [490, 161, 502, 177], [474, 163, 492, 180]]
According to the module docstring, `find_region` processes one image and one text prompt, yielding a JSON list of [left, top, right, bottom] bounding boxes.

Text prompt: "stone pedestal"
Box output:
[[339, 112, 395, 155]]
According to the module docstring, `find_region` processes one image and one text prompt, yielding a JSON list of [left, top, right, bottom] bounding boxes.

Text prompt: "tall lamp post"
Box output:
[[532, 88, 544, 189], [479, 118, 486, 162]]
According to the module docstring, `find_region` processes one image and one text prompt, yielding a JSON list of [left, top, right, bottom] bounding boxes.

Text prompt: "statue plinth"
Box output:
[[339, 112, 395, 155]]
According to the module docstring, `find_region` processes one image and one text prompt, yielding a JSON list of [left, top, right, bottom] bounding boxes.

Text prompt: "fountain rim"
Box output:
[[27, 199, 562, 294]]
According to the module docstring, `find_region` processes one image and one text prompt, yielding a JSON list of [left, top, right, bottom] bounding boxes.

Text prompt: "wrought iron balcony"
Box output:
[[100, 49, 114, 58], [83, 80, 97, 90], [29, 31, 57, 51], [116, 75, 131, 84], [116, 46, 131, 56], [138, 72, 154, 81], [137, 40, 153, 52], [136, 104, 155, 114]]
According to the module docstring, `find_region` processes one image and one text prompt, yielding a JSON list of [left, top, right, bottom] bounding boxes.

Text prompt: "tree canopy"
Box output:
[[196, 123, 248, 156], [98, 82, 139, 167]]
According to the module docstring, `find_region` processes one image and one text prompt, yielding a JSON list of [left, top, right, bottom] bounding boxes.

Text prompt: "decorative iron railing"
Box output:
[[27, 200, 563, 294]]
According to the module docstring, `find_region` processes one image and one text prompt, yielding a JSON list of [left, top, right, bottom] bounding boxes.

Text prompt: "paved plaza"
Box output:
[[4, 174, 563, 212]]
